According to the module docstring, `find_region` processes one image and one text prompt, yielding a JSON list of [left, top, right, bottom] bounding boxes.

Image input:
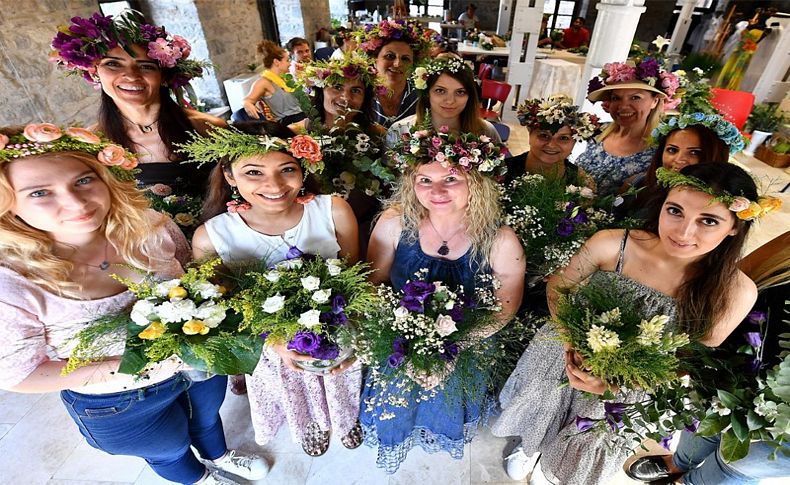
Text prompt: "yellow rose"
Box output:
[[182, 319, 210, 335], [757, 196, 782, 214], [168, 286, 188, 300], [173, 212, 196, 226], [139, 321, 166, 340], [736, 201, 764, 221]]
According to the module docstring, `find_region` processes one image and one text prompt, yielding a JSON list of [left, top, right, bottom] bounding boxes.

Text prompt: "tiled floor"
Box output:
[[1, 122, 788, 484]]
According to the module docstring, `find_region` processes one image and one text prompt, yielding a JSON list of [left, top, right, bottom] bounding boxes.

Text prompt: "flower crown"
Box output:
[[0, 123, 138, 181], [356, 19, 430, 57], [650, 113, 746, 155], [51, 11, 209, 90], [587, 57, 681, 107], [655, 168, 781, 221], [297, 52, 388, 97], [392, 126, 507, 176], [176, 126, 324, 174], [517, 95, 602, 142], [412, 56, 469, 90]]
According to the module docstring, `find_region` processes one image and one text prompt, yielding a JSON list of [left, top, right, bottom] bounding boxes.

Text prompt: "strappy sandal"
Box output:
[[340, 420, 364, 450], [301, 422, 330, 457]]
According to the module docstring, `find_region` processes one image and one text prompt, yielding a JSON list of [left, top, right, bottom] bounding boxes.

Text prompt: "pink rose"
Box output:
[[97, 144, 127, 166], [435, 314, 458, 337], [120, 156, 139, 170], [603, 62, 636, 84], [65, 127, 101, 144], [659, 72, 680, 98], [435, 152, 446, 163], [147, 38, 180, 68], [23, 123, 62, 143], [150, 183, 173, 196], [0, 133, 8, 150], [171, 35, 192, 59], [663, 97, 681, 112], [289, 135, 323, 163], [728, 196, 751, 213]]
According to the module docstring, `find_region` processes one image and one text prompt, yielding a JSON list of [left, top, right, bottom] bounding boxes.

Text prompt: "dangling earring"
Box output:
[[295, 173, 315, 205], [226, 186, 252, 213]]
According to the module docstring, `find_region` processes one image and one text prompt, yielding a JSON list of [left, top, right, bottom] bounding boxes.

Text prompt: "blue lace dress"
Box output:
[[360, 234, 494, 473], [575, 141, 655, 195]]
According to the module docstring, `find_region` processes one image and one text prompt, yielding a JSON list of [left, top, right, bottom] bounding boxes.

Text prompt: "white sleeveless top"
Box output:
[[204, 195, 340, 265]]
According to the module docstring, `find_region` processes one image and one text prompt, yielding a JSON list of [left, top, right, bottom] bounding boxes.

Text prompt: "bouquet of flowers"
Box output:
[[465, 29, 481, 43], [556, 274, 690, 391], [479, 34, 494, 51], [501, 174, 634, 278], [65, 259, 262, 376], [229, 253, 378, 373], [145, 183, 202, 236]]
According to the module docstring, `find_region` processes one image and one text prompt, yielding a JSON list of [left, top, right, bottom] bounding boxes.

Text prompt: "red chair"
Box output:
[[710, 88, 755, 131], [480, 79, 512, 120], [478, 63, 493, 82]]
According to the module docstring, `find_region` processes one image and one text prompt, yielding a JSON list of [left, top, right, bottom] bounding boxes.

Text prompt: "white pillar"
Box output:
[[575, 0, 648, 121], [667, 0, 696, 61], [753, 19, 790, 103], [497, 0, 515, 36], [503, 0, 544, 123]]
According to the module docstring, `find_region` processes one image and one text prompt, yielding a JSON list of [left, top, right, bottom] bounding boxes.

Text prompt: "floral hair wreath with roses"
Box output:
[[587, 56, 681, 111], [355, 19, 431, 57], [0, 123, 138, 181], [412, 56, 470, 90], [176, 126, 324, 174], [297, 52, 389, 97], [391, 125, 507, 177], [655, 168, 782, 221], [650, 112, 746, 155], [517, 95, 602, 142], [50, 10, 210, 93]]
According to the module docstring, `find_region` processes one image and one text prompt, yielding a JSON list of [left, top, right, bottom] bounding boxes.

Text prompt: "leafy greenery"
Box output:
[[747, 103, 787, 133]]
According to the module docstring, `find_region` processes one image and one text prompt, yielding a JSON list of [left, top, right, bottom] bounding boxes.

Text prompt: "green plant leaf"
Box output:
[[720, 428, 750, 463], [697, 413, 728, 436], [718, 389, 742, 409], [117, 347, 148, 375], [747, 409, 767, 431], [730, 412, 749, 441]]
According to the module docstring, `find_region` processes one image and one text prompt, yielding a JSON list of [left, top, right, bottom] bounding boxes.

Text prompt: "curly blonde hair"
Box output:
[[385, 163, 502, 266], [597, 94, 664, 142], [0, 152, 163, 298]]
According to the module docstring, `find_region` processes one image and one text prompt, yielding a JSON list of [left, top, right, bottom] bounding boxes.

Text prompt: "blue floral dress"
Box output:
[[575, 141, 655, 195], [360, 233, 494, 473]]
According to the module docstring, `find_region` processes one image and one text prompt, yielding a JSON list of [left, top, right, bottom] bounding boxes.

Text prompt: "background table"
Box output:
[[526, 58, 582, 99], [457, 44, 510, 57]]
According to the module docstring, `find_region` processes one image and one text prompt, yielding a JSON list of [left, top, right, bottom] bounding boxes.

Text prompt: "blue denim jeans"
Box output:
[[673, 430, 790, 484], [61, 373, 228, 484]]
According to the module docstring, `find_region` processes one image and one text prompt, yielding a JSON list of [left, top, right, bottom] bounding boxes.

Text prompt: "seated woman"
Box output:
[[182, 124, 362, 458], [493, 163, 762, 484], [0, 124, 267, 485], [50, 11, 226, 196], [238, 40, 306, 126], [362, 128, 525, 473], [386, 55, 501, 148], [575, 58, 681, 195], [505, 95, 600, 186]]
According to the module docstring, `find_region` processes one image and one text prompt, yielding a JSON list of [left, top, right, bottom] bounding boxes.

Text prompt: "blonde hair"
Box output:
[[385, 163, 502, 266], [597, 94, 664, 142], [0, 152, 163, 298]]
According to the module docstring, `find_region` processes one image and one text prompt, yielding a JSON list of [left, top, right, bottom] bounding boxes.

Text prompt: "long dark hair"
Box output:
[[415, 65, 486, 135], [311, 84, 376, 133], [645, 125, 729, 189], [97, 87, 193, 161], [201, 121, 320, 221], [642, 163, 757, 339]]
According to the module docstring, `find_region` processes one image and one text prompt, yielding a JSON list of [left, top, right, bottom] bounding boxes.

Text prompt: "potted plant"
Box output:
[[756, 135, 790, 168], [745, 103, 787, 155]]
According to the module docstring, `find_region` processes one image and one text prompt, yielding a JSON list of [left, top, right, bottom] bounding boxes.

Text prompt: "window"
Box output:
[[98, 1, 137, 16], [544, 0, 578, 33], [410, 0, 444, 18]]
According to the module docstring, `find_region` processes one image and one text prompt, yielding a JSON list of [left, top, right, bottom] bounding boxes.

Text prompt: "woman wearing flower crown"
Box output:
[[386, 55, 501, 148], [361, 128, 525, 472], [0, 124, 268, 485], [182, 123, 363, 457], [357, 19, 430, 128], [493, 162, 773, 484], [574, 57, 681, 195], [50, 11, 226, 197], [505, 95, 600, 186], [237, 40, 306, 125]]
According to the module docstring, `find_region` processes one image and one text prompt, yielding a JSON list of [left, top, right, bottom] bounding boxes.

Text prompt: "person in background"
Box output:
[[330, 28, 358, 60], [458, 3, 481, 30], [558, 17, 590, 49], [537, 14, 554, 47], [286, 37, 312, 77]]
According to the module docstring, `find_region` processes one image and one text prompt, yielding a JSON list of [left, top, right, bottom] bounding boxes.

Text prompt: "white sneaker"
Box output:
[[200, 470, 240, 485], [504, 445, 540, 481], [210, 449, 269, 480]]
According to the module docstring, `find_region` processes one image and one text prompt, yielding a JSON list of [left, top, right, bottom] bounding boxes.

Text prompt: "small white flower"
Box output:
[[312, 288, 332, 304], [158, 299, 197, 323], [262, 294, 286, 313], [565, 185, 579, 194], [131, 299, 158, 326], [264, 270, 280, 282], [394, 306, 410, 320], [154, 279, 182, 298], [586, 325, 621, 353], [194, 301, 226, 327], [597, 308, 621, 325], [435, 314, 458, 337], [692, 67, 704, 77], [652, 35, 670, 51], [711, 396, 732, 416], [276, 258, 303, 270], [679, 374, 691, 388], [192, 281, 221, 300], [579, 187, 595, 199], [325, 258, 343, 276], [298, 309, 322, 328], [444, 301, 455, 310], [301, 276, 321, 291]]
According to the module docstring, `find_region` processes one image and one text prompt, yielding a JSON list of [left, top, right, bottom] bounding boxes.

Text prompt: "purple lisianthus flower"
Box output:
[[572, 210, 589, 224], [285, 245, 303, 260], [321, 311, 348, 327], [440, 342, 460, 362], [448, 305, 464, 323], [747, 357, 763, 374], [575, 416, 597, 432], [556, 218, 575, 237], [387, 352, 405, 368], [744, 332, 762, 348], [68, 14, 107, 38], [399, 296, 424, 313], [287, 330, 321, 354], [604, 402, 626, 431], [140, 24, 161, 42], [393, 336, 407, 354], [658, 434, 673, 450], [587, 77, 605, 95], [636, 57, 660, 80], [259, 331, 270, 341], [311, 339, 340, 360], [170, 73, 191, 89], [747, 310, 766, 324], [564, 201, 577, 213], [342, 65, 359, 79], [331, 295, 347, 314], [684, 418, 700, 433], [402, 280, 435, 301]]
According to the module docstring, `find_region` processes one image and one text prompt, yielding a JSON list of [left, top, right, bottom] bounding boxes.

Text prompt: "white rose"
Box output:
[[394, 306, 410, 320], [325, 259, 343, 276], [262, 294, 286, 314], [565, 185, 579, 194], [264, 270, 281, 282], [579, 187, 595, 199], [276, 258, 303, 270], [298, 309, 322, 328], [444, 301, 455, 310], [301, 276, 321, 291], [194, 301, 226, 327], [435, 314, 458, 337], [131, 299, 158, 326], [154, 279, 182, 298], [157, 299, 197, 323], [193, 281, 221, 300], [312, 288, 332, 304]]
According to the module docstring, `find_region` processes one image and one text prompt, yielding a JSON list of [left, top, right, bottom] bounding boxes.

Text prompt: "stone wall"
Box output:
[[276, 0, 331, 47]]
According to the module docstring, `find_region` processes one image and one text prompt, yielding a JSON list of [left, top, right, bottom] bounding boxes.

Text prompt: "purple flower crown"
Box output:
[[356, 19, 430, 57], [392, 126, 507, 176], [587, 57, 681, 108]]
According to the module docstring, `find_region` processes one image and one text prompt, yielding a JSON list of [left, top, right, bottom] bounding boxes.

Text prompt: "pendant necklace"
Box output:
[[71, 240, 111, 271], [120, 112, 158, 133], [426, 217, 465, 256]]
